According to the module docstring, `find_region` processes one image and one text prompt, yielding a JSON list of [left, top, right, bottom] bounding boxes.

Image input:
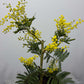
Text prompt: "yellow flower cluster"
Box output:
[[45, 15, 84, 53], [18, 29, 41, 42], [45, 42, 58, 52], [51, 35, 58, 42], [45, 35, 59, 52], [19, 55, 39, 66], [35, 30, 42, 39], [47, 67, 58, 73], [54, 15, 84, 34], [45, 36, 69, 52], [0, 0, 27, 33], [61, 45, 69, 52], [47, 60, 58, 73]]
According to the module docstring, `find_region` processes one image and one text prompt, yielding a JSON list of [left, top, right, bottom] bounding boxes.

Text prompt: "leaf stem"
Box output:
[[27, 28, 41, 42], [40, 40, 44, 69]]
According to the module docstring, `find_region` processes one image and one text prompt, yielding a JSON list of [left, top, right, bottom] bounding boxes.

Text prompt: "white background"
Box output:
[[0, 0, 84, 84]]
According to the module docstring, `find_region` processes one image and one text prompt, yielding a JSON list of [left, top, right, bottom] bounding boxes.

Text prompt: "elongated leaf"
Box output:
[[59, 51, 69, 62], [51, 79, 54, 84], [55, 49, 69, 62], [62, 78, 74, 84], [16, 74, 26, 80], [47, 77, 52, 84], [15, 80, 24, 83], [56, 71, 71, 80], [47, 55, 51, 63], [54, 48, 63, 57], [54, 79, 58, 84], [51, 79, 58, 84], [44, 52, 51, 63], [24, 72, 29, 76]]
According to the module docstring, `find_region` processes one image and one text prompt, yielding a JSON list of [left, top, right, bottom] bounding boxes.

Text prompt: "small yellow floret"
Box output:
[[76, 21, 79, 24], [54, 19, 56, 21], [4, 15, 8, 18], [79, 18, 81, 21], [19, 57, 25, 63], [82, 20, 84, 22], [19, 55, 39, 66]]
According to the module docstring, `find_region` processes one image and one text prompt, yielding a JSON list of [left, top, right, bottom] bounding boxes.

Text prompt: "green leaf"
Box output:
[[54, 79, 58, 84], [54, 48, 63, 57], [24, 72, 29, 76], [56, 71, 71, 80], [47, 77, 52, 84], [16, 74, 26, 80], [57, 29, 66, 37], [59, 51, 69, 62], [27, 41, 41, 55], [54, 49, 69, 62], [44, 52, 51, 63], [62, 78, 74, 84], [51, 79, 54, 84], [51, 79, 57, 84], [47, 55, 51, 63], [15, 80, 24, 83], [60, 37, 75, 44]]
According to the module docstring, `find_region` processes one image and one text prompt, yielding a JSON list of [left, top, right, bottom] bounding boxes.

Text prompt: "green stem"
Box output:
[[59, 61, 62, 72], [40, 40, 44, 68], [27, 29, 44, 84], [27, 29, 41, 42], [40, 40, 44, 84], [58, 61, 62, 84]]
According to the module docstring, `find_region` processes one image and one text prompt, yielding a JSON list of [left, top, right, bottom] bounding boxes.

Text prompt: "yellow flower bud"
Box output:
[[4, 15, 8, 18], [82, 20, 84, 22], [56, 23, 58, 26], [79, 18, 81, 21], [62, 47, 64, 49], [10, 21, 14, 23], [54, 19, 56, 21], [16, 5, 19, 8], [67, 31, 71, 33], [76, 21, 79, 24], [9, 8, 12, 12], [63, 19, 66, 22]]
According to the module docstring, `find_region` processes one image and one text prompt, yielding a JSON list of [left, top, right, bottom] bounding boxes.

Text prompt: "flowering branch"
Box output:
[[0, 0, 84, 84]]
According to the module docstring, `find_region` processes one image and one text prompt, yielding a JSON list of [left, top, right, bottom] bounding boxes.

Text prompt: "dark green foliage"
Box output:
[[60, 37, 75, 44], [22, 16, 35, 27], [14, 16, 35, 34], [55, 30, 75, 44], [54, 49, 69, 62], [14, 21, 27, 34], [47, 77, 52, 84], [30, 27, 36, 34], [16, 62, 75, 84], [61, 78, 74, 84], [54, 48, 64, 57], [16, 63, 59, 84], [56, 71, 71, 79], [22, 41, 41, 55], [16, 64, 40, 84], [44, 52, 52, 63], [57, 29, 66, 37], [44, 48, 69, 65], [47, 71, 74, 84], [27, 41, 41, 55]]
